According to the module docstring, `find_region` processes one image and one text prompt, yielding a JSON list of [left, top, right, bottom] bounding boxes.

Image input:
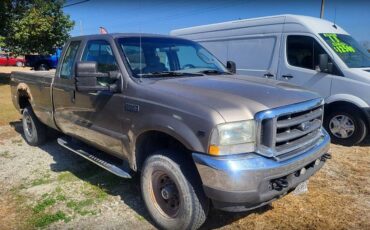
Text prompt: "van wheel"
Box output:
[[324, 108, 367, 146], [16, 61, 23, 67], [22, 106, 46, 146], [141, 151, 209, 230]]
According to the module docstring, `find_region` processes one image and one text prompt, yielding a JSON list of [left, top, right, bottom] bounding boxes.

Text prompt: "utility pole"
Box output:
[[320, 0, 325, 18]]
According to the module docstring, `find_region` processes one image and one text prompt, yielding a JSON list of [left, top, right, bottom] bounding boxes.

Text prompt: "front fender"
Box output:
[[325, 94, 369, 108], [132, 113, 207, 153]]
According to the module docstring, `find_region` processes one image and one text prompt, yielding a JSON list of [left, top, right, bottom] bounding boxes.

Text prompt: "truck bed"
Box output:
[[10, 71, 56, 129]]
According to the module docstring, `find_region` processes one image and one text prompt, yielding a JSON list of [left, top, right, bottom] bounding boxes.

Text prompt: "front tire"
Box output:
[[22, 106, 46, 146], [16, 61, 23, 67], [141, 152, 208, 230], [324, 108, 367, 146]]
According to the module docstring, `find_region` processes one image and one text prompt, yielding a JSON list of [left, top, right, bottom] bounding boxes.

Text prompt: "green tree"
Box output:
[[0, 0, 74, 55]]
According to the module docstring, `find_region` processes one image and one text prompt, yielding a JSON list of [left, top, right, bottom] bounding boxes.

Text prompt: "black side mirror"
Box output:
[[75, 61, 119, 92], [318, 54, 333, 73], [226, 61, 236, 74]]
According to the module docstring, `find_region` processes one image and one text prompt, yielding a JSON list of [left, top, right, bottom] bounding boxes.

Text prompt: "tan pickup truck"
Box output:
[[10, 33, 331, 230]]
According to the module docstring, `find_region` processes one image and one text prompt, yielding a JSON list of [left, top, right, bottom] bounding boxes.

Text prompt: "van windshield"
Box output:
[[320, 33, 370, 68], [117, 36, 228, 78]]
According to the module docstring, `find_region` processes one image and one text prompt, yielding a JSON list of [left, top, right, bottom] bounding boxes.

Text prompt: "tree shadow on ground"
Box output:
[[9, 120, 271, 229]]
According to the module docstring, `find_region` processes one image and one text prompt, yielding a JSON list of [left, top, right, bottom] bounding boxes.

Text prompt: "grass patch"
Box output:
[[57, 172, 78, 183], [33, 197, 57, 213], [0, 85, 20, 126], [30, 173, 51, 186], [66, 199, 96, 216], [82, 182, 108, 201], [0, 150, 15, 159], [32, 211, 70, 228]]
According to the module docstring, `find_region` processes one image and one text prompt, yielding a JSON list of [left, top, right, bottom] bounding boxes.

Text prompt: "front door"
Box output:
[[277, 34, 341, 98], [53, 39, 128, 159]]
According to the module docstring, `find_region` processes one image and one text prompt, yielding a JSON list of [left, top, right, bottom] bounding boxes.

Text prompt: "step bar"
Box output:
[[57, 137, 131, 178]]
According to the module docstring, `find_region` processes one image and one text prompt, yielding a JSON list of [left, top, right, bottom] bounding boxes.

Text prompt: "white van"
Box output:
[[171, 14, 370, 146]]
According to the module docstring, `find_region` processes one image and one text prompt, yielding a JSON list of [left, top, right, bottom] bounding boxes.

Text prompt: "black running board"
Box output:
[[57, 137, 131, 178]]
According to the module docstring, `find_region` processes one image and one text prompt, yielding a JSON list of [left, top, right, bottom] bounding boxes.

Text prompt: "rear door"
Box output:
[[277, 34, 341, 98]]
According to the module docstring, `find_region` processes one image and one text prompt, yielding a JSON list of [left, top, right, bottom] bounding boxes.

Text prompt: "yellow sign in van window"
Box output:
[[323, 33, 355, 54]]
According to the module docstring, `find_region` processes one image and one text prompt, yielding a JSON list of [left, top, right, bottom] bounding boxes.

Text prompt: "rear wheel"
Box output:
[[16, 61, 23, 67], [22, 106, 46, 146], [36, 63, 49, 71], [324, 108, 367, 146], [141, 152, 209, 230]]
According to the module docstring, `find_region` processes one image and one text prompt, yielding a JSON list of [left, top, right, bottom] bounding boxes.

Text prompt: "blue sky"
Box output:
[[63, 0, 370, 45]]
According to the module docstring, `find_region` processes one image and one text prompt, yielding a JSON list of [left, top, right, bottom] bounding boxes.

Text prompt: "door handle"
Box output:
[[264, 73, 275, 78], [282, 74, 294, 80]]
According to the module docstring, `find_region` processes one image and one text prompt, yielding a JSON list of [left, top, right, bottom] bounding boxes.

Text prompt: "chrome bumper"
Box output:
[[192, 129, 330, 211]]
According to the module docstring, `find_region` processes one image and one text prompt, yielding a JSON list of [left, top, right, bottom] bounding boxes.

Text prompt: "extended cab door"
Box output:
[[53, 38, 128, 159], [277, 34, 342, 98]]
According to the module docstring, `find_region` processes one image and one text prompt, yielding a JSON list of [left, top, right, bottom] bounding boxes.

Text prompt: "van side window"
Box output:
[[287, 35, 340, 75], [60, 41, 81, 79]]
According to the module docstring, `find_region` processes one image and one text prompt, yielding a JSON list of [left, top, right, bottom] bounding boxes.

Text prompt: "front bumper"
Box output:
[[192, 129, 330, 212]]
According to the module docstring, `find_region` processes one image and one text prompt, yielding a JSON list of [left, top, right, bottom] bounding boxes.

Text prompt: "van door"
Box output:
[[277, 34, 341, 98]]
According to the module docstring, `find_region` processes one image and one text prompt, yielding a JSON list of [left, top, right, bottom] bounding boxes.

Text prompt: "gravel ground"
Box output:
[[0, 67, 369, 229]]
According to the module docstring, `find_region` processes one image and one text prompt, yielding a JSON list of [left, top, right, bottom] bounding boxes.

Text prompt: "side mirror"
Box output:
[[75, 61, 119, 92], [226, 61, 236, 74], [318, 54, 333, 73]]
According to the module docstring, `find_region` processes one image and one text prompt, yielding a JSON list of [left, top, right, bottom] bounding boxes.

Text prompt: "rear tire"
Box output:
[[22, 106, 46, 146], [141, 151, 209, 230], [324, 108, 367, 146], [16, 61, 23, 67], [36, 63, 49, 71]]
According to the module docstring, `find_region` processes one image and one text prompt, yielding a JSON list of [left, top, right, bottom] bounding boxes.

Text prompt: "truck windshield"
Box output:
[[117, 37, 228, 78], [320, 33, 370, 68]]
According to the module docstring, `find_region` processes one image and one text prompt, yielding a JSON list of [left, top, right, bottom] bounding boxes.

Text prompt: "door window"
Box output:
[[287, 35, 340, 75], [82, 40, 118, 73], [60, 41, 81, 79], [82, 40, 118, 85]]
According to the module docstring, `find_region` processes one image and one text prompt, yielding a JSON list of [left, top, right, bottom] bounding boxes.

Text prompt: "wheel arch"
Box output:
[[16, 83, 33, 112], [132, 129, 199, 172], [325, 100, 369, 128]]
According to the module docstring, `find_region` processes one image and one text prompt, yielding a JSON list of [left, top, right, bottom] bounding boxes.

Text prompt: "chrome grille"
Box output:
[[255, 98, 324, 161]]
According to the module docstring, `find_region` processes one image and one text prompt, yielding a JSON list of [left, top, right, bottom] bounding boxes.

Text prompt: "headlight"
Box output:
[[209, 120, 256, 155]]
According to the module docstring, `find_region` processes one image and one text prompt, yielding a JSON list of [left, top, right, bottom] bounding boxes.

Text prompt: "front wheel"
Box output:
[[141, 152, 209, 230], [324, 108, 367, 146], [16, 61, 23, 67]]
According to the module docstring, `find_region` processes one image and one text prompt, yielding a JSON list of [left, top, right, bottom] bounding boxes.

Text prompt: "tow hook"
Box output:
[[321, 153, 332, 162], [271, 178, 289, 191]]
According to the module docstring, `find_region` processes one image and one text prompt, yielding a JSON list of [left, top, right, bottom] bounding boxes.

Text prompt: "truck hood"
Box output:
[[148, 75, 320, 122]]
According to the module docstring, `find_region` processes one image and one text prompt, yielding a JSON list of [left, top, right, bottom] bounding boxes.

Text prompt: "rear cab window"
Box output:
[[60, 41, 81, 79]]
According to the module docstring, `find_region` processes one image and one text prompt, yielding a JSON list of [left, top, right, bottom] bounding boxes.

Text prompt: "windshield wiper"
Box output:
[[197, 70, 232, 75], [138, 71, 203, 78]]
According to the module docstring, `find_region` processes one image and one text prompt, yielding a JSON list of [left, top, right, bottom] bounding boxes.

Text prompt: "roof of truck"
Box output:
[[170, 14, 348, 36], [70, 33, 177, 40]]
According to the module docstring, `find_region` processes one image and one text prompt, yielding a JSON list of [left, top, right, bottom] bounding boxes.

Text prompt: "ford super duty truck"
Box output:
[[10, 34, 331, 230]]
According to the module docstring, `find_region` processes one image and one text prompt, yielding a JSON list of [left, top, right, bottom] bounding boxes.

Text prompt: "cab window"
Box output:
[[287, 35, 340, 75], [60, 41, 81, 79], [82, 40, 118, 72]]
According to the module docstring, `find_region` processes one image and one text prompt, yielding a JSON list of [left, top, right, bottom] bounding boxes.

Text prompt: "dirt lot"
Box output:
[[0, 67, 369, 229]]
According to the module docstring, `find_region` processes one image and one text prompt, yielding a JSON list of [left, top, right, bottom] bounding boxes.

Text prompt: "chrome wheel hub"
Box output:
[[329, 115, 355, 139]]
